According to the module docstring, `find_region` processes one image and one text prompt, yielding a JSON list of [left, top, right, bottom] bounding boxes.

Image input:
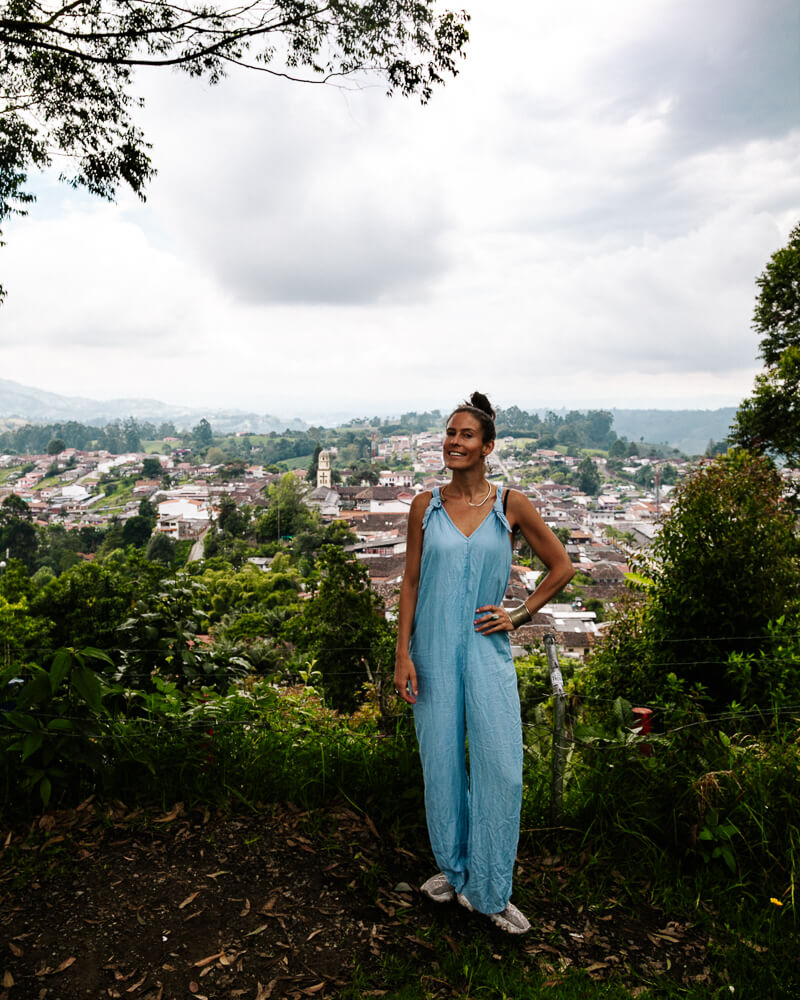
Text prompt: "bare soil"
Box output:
[[1, 799, 712, 999]]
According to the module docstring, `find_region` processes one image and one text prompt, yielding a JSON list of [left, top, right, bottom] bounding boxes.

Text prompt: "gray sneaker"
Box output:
[[456, 892, 474, 912], [489, 902, 531, 934], [420, 872, 456, 903]]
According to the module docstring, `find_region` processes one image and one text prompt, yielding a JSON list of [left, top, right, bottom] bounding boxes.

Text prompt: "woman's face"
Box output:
[[443, 411, 494, 471]]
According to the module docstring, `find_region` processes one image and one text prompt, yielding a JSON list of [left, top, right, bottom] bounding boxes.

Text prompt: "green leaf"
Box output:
[[79, 646, 115, 667], [14, 669, 51, 710], [39, 776, 52, 807], [22, 731, 44, 761], [46, 718, 74, 732], [72, 665, 103, 714], [49, 648, 73, 694]]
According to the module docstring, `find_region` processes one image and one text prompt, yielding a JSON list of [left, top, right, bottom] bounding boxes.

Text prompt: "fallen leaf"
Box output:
[[585, 962, 609, 973], [246, 924, 270, 937], [254, 980, 277, 1000], [179, 892, 201, 909], [126, 973, 147, 992], [404, 935, 434, 951], [2, 972, 14, 989], [306, 929, 324, 943], [154, 803, 184, 824], [8, 943, 22, 958], [193, 952, 222, 968], [207, 870, 229, 879], [3, 832, 12, 848], [302, 984, 326, 996], [442, 934, 460, 954], [364, 815, 380, 839], [240, 899, 251, 917], [55, 957, 76, 973]]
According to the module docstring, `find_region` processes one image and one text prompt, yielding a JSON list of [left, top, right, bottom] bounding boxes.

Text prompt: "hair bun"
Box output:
[[468, 391, 495, 420]]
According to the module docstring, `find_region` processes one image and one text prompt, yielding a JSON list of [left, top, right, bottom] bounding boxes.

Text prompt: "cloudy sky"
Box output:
[[1, 0, 798, 424]]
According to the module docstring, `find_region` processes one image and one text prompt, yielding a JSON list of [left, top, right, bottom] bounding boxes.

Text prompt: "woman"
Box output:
[[394, 392, 575, 934]]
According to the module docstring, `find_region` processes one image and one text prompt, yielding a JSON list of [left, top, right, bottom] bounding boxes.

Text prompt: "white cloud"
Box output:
[[1, 0, 798, 418]]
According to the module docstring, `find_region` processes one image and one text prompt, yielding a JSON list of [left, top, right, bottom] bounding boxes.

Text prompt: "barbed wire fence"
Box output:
[[3, 626, 799, 824]]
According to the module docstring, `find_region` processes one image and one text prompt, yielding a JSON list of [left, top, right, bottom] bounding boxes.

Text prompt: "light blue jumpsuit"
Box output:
[[410, 486, 523, 914]]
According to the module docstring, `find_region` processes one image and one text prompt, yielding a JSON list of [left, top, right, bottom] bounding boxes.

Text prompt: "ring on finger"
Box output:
[[490, 613, 499, 620]]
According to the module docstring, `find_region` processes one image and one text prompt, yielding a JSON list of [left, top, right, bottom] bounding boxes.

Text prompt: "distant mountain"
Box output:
[[610, 408, 737, 456], [0, 378, 738, 452], [0, 378, 307, 434]]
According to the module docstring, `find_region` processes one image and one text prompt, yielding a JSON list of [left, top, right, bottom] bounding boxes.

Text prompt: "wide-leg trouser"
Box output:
[[413, 636, 523, 914]]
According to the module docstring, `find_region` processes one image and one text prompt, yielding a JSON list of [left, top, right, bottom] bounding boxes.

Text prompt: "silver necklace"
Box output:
[[443, 483, 492, 507]]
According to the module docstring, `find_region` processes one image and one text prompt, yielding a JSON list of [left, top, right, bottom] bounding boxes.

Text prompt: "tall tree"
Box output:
[[0, 0, 470, 296], [590, 451, 800, 709], [288, 546, 392, 711], [0, 495, 38, 568], [729, 222, 800, 468], [577, 456, 601, 496]]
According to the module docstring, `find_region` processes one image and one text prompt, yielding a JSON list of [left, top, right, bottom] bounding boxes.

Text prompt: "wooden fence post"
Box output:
[[544, 634, 567, 825]]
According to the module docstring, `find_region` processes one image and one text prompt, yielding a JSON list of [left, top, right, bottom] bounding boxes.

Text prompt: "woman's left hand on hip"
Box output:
[[474, 605, 513, 633]]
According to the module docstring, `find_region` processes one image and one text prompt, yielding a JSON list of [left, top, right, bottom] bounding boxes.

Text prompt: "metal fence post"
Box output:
[[544, 634, 567, 825]]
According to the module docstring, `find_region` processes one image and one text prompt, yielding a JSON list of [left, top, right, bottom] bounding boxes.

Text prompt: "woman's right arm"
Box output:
[[394, 491, 429, 705]]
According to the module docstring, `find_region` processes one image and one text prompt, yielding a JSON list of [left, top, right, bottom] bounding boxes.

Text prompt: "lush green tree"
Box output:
[[307, 443, 322, 483], [0, 495, 37, 568], [141, 457, 162, 478], [145, 531, 176, 565], [659, 463, 678, 485], [192, 418, 213, 450], [0, 593, 50, 670], [29, 557, 150, 651], [123, 417, 142, 452], [122, 515, 154, 548], [589, 451, 800, 708], [256, 473, 313, 541], [287, 546, 393, 711], [138, 496, 157, 520], [0, 0, 469, 298], [730, 222, 800, 467], [116, 573, 242, 691], [46, 438, 66, 455], [216, 496, 249, 538], [347, 461, 379, 486], [577, 457, 601, 495]]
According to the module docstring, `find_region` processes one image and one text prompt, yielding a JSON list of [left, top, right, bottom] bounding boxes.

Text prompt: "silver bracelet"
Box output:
[[508, 603, 532, 629]]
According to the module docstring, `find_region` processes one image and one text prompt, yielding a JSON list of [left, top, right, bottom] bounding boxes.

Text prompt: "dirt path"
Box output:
[[1, 801, 711, 999]]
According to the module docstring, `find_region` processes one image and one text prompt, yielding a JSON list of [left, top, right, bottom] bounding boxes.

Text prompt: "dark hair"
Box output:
[[447, 391, 496, 443]]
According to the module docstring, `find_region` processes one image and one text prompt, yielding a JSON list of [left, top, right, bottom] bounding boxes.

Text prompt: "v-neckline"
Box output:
[[440, 488, 499, 539]]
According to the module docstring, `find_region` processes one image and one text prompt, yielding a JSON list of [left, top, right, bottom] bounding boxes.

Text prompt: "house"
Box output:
[[355, 486, 415, 514], [157, 497, 212, 537], [346, 534, 407, 559]]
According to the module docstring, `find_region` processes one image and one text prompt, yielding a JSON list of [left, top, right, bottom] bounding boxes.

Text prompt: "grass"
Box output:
[[0, 463, 24, 484]]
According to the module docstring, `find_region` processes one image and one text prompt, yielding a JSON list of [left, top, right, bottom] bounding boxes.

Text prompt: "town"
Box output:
[[0, 411, 701, 661]]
